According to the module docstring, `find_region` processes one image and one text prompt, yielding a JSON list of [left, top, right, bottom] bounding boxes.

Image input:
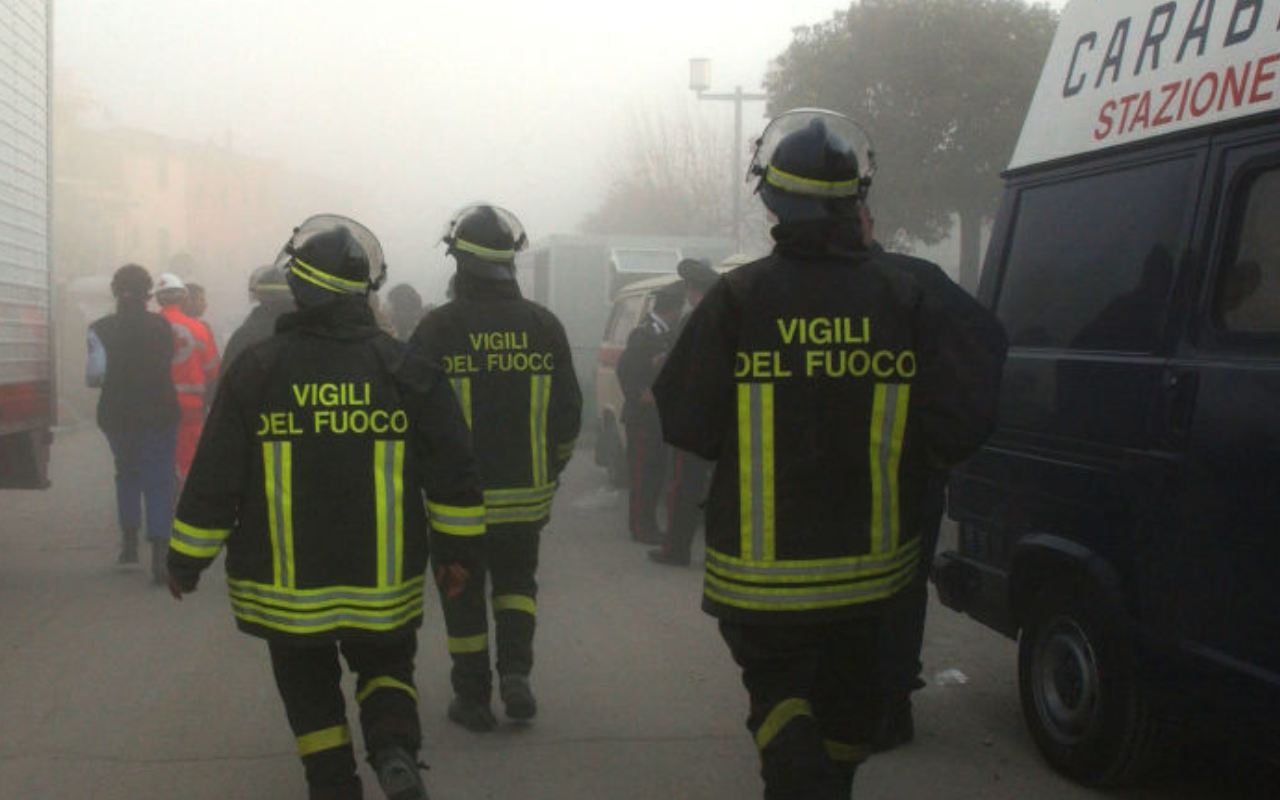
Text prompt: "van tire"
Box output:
[[1018, 579, 1161, 786]]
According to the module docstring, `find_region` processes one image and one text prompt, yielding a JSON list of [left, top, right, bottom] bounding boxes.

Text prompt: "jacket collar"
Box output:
[[455, 271, 522, 301], [771, 219, 869, 261], [276, 295, 382, 340]]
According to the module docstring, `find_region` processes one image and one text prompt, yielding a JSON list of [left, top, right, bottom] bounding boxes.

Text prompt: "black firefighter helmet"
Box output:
[[441, 204, 528, 281], [274, 214, 387, 298], [749, 108, 876, 223]]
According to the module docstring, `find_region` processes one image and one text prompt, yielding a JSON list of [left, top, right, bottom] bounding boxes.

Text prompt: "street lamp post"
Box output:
[[690, 58, 767, 253]]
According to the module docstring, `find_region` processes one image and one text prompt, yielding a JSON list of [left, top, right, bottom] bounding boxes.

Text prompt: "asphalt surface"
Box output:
[[0, 425, 1275, 799]]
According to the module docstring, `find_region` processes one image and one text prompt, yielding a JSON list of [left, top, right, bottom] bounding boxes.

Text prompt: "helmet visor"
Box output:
[[275, 214, 386, 289], [441, 204, 529, 260], [748, 109, 876, 190]]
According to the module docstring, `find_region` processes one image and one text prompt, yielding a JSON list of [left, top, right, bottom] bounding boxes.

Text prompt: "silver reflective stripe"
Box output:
[[706, 565, 916, 609], [231, 602, 420, 630], [171, 527, 220, 551], [430, 509, 484, 528], [869, 383, 909, 555], [484, 485, 556, 507], [382, 441, 399, 587], [264, 441, 293, 588], [750, 384, 766, 560], [529, 375, 550, 487], [228, 579, 423, 607]]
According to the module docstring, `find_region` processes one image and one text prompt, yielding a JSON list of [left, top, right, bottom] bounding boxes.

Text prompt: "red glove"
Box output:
[[435, 563, 471, 600]]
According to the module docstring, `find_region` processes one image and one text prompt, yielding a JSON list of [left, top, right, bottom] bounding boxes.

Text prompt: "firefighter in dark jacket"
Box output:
[[167, 215, 486, 800], [653, 110, 1007, 800], [617, 281, 684, 544], [221, 263, 296, 372], [408, 204, 582, 732], [649, 258, 719, 566]]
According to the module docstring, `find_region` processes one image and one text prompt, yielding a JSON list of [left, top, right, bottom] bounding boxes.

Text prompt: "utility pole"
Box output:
[[689, 59, 766, 253]]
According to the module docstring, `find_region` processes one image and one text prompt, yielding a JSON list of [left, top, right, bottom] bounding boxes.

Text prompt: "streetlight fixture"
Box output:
[[689, 57, 767, 252]]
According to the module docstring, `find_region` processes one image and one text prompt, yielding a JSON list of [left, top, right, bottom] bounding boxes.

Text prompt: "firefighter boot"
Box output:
[[149, 540, 168, 585], [447, 696, 497, 733], [118, 528, 139, 565], [372, 746, 429, 800], [499, 674, 537, 720]]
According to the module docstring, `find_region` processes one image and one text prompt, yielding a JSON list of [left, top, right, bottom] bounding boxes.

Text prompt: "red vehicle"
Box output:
[[0, 0, 54, 489]]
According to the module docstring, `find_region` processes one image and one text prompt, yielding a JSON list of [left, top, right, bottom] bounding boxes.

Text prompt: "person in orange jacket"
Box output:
[[155, 273, 219, 490]]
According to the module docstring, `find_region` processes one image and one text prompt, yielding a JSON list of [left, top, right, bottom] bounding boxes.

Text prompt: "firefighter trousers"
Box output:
[[626, 422, 667, 540], [436, 521, 541, 702], [720, 617, 896, 800], [268, 635, 421, 799]]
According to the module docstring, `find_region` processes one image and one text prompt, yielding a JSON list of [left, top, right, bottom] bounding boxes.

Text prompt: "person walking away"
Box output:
[[386, 283, 426, 342], [222, 264, 295, 372], [649, 258, 719, 567], [167, 215, 486, 800], [654, 109, 1007, 799], [617, 280, 684, 544], [408, 204, 582, 732], [155, 273, 219, 487], [87, 264, 180, 583]]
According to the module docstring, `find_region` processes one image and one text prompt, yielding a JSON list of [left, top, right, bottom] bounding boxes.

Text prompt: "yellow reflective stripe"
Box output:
[[231, 600, 422, 635], [738, 384, 754, 560], [448, 633, 489, 654], [755, 698, 812, 751], [765, 165, 861, 198], [704, 565, 915, 612], [483, 484, 557, 507], [426, 500, 486, 536], [227, 577, 424, 609], [263, 441, 295, 588], [737, 383, 775, 561], [529, 375, 551, 488], [297, 724, 351, 757], [706, 539, 920, 585], [356, 676, 418, 704], [455, 238, 515, 262], [486, 502, 552, 524], [824, 739, 869, 764], [290, 257, 367, 294], [493, 594, 536, 615], [170, 519, 229, 558], [374, 441, 406, 587], [449, 377, 472, 428], [870, 384, 910, 555]]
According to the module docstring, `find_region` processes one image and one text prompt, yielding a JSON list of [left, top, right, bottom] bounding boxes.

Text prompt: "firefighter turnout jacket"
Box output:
[[408, 274, 582, 526], [168, 297, 487, 642], [654, 239, 1006, 624]]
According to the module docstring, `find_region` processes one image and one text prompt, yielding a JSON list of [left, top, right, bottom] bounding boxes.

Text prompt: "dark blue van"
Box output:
[[933, 0, 1280, 787]]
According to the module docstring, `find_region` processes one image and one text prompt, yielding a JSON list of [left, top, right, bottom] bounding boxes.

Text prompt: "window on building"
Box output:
[[996, 157, 1196, 352]]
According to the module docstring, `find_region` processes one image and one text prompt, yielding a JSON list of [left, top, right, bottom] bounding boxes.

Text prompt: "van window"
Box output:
[[607, 295, 645, 345], [1214, 169, 1280, 335], [996, 158, 1196, 352]]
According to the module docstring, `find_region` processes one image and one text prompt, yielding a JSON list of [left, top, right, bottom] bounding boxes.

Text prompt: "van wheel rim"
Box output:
[[1033, 616, 1100, 746]]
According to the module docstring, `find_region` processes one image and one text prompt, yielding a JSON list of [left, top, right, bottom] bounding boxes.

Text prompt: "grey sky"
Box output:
[[57, 0, 1070, 277]]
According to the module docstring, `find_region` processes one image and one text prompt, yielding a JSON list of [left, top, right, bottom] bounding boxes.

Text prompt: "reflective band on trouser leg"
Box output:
[[262, 441, 295, 587], [737, 383, 776, 562], [869, 384, 910, 555], [529, 375, 551, 487], [297, 724, 352, 757], [448, 633, 489, 654], [755, 697, 813, 751], [450, 377, 473, 428], [493, 594, 536, 615], [356, 676, 419, 704], [824, 739, 870, 764], [374, 440, 406, 587]]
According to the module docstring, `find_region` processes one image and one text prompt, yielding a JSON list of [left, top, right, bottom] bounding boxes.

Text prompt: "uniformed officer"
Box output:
[[618, 280, 684, 544], [649, 258, 719, 567], [654, 110, 1006, 799], [168, 215, 487, 800], [408, 204, 582, 732], [220, 263, 295, 373]]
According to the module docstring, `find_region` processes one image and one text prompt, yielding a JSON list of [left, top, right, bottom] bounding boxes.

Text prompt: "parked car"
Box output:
[[933, 0, 1280, 787]]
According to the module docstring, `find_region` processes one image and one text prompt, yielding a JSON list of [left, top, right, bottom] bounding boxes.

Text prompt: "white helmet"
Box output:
[[155, 272, 188, 295]]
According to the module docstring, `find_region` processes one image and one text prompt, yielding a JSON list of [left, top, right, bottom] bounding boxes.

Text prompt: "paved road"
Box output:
[[0, 426, 1274, 798]]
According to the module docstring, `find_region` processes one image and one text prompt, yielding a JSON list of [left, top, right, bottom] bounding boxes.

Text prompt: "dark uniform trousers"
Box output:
[[626, 420, 668, 540], [268, 635, 421, 799], [719, 618, 888, 800], [662, 450, 712, 558], [435, 521, 542, 702]]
